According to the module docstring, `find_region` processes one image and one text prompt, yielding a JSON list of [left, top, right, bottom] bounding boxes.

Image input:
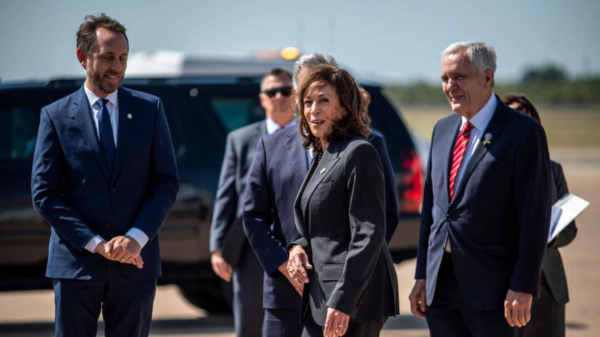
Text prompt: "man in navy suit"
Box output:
[[31, 14, 178, 337], [409, 42, 551, 337], [242, 53, 399, 337], [209, 68, 298, 336]]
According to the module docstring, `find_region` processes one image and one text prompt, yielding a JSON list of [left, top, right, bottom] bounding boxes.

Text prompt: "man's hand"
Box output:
[[287, 245, 312, 286], [278, 261, 303, 296], [504, 290, 532, 328], [94, 241, 144, 269], [408, 279, 427, 318], [324, 307, 350, 337], [211, 249, 233, 282], [105, 235, 141, 264]]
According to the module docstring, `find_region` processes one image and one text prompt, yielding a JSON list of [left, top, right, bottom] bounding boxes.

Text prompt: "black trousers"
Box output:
[[301, 311, 386, 337], [53, 270, 156, 337], [233, 243, 265, 337], [426, 252, 524, 337], [263, 308, 303, 337], [523, 274, 565, 337]]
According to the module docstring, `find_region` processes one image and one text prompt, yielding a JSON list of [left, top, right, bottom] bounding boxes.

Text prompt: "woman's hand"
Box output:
[[287, 245, 312, 286], [324, 307, 350, 336]]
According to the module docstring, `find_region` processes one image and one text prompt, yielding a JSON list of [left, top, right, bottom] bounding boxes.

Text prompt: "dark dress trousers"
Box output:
[[31, 86, 179, 337], [289, 136, 399, 335], [415, 97, 552, 337], [242, 127, 398, 337], [524, 160, 577, 337], [210, 120, 267, 337]]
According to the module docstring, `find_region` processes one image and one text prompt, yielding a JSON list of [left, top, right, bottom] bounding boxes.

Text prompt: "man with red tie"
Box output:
[[409, 42, 552, 337]]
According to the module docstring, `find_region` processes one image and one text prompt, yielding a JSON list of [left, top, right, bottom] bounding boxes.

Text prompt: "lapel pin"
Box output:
[[320, 168, 327, 174], [127, 113, 133, 119], [483, 133, 492, 146]]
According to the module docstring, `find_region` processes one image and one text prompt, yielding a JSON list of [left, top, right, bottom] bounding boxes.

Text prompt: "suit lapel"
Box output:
[[112, 87, 135, 183], [442, 116, 462, 205], [258, 120, 268, 137], [70, 86, 111, 181], [285, 130, 309, 178], [450, 97, 508, 206], [293, 150, 319, 239], [300, 140, 342, 223]]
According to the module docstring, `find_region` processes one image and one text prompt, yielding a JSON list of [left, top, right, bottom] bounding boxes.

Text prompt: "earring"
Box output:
[[344, 113, 349, 118]]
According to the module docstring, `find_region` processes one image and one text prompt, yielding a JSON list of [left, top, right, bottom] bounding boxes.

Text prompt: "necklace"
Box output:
[[316, 151, 323, 164]]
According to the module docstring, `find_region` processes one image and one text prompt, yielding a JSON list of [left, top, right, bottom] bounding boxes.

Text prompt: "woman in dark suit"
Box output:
[[286, 65, 399, 337], [502, 94, 578, 337]]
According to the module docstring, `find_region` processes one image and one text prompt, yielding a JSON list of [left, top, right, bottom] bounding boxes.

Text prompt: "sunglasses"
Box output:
[[262, 86, 293, 98]]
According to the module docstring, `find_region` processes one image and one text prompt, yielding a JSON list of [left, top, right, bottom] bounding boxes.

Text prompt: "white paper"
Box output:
[[548, 193, 589, 242]]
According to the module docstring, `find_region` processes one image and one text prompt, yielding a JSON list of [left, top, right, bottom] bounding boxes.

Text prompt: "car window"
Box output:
[[211, 99, 259, 132], [0, 105, 38, 162]]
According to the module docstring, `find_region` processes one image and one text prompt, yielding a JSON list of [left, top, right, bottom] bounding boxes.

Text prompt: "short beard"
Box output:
[[87, 66, 123, 94]]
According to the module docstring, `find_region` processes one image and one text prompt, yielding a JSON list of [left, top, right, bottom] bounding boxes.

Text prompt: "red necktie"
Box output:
[[449, 121, 474, 200]]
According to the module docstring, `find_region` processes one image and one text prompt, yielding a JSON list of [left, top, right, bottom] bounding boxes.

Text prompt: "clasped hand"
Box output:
[[287, 245, 312, 286], [94, 235, 143, 269], [278, 261, 303, 296]]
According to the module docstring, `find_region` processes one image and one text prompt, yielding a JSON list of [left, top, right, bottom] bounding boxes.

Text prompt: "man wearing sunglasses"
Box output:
[[210, 68, 296, 337]]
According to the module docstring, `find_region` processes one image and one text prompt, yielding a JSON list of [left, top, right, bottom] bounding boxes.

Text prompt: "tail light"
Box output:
[[400, 149, 423, 214]]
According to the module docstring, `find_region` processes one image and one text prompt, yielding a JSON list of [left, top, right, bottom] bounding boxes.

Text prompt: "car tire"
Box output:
[[177, 278, 233, 314]]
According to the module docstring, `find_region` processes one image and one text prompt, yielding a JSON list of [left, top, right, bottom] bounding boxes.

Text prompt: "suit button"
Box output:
[[111, 188, 116, 194], [106, 223, 112, 227], [446, 214, 451, 221]]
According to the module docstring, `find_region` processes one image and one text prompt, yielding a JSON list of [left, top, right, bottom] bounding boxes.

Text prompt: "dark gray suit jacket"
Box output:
[[210, 120, 267, 266], [290, 136, 399, 326], [544, 160, 577, 305], [243, 127, 398, 310], [415, 97, 552, 310]]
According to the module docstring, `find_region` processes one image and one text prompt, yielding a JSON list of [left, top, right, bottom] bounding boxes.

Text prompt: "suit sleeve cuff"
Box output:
[[127, 228, 150, 248], [286, 237, 309, 255], [84, 235, 105, 253], [265, 248, 290, 276]]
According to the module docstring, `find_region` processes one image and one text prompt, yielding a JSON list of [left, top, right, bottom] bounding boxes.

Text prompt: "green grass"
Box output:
[[396, 105, 600, 149]]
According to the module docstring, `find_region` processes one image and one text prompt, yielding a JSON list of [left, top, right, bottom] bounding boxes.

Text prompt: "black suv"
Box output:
[[0, 73, 423, 313]]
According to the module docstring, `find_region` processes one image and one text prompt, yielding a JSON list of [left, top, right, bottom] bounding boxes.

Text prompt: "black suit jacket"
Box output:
[[290, 136, 399, 326], [243, 127, 399, 309], [543, 160, 577, 305], [210, 120, 267, 266], [415, 96, 552, 310]]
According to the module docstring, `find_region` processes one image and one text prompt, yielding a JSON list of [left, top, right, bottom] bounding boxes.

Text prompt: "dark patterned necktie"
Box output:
[[97, 99, 116, 174]]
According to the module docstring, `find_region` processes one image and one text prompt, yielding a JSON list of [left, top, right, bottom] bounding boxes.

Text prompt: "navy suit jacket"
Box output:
[[243, 126, 398, 309], [415, 96, 552, 310], [31, 85, 179, 281], [209, 120, 267, 267]]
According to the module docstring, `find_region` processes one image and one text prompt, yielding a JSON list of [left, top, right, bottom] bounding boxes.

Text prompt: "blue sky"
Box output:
[[1, 0, 599, 84]]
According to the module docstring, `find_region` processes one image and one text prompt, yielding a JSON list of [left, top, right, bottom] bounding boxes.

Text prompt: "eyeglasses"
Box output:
[[262, 86, 292, 98]]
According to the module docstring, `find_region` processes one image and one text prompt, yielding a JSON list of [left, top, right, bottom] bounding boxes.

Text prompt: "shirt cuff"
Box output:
[[84, 235, 105, 253], [126, 228, 149, 248]]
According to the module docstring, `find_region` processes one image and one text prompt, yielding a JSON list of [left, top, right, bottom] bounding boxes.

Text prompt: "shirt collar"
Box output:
[[266, 118, 297, 135], [462, 93, 497, 132], [84, 84, 119, 109]]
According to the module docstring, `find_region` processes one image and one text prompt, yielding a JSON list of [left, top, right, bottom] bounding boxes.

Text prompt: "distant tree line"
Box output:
[[385, 64, 600, 107]]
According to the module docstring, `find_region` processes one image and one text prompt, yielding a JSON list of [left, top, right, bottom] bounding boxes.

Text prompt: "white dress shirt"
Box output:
[[84, 84, 119, 146], [452, 93, 497, 194], [266, 117, 296, 135], [82, 84, 149, 253], [446, 93, 496, 253]]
